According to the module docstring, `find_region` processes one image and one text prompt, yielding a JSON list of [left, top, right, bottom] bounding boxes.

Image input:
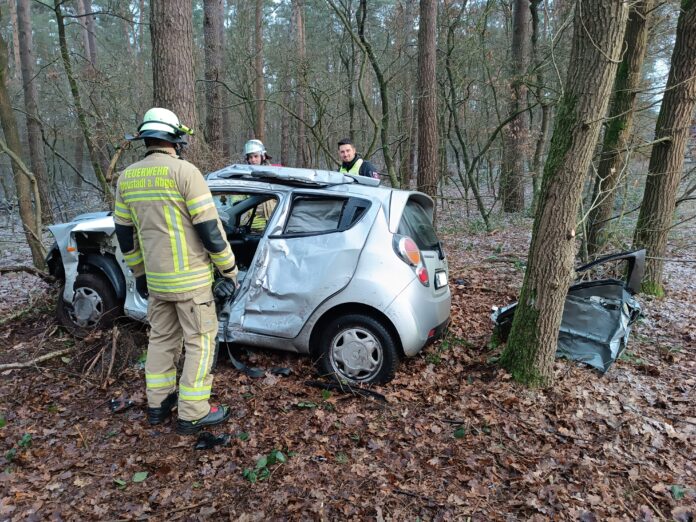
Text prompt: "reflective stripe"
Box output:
[[124, 250, 143, 267], [146, 272, 213, 293], [187, 194, 215, 216], [209, 249, 234, 265], [179, 384, 212, 401], [146, 371, 176, 389], [147, 266, 212, 280], [130, 211, 145, 264], [114, 201, 130, 220], [122, 190, 184, 204], [194, 332, 211, 389], [339, 158, 363, 176], [163, 206, 189, 272]]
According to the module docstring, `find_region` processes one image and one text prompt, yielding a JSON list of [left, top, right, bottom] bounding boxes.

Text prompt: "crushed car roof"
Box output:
[[206, 164, 381, 187]]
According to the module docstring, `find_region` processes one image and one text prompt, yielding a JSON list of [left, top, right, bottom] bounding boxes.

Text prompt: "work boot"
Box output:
[[176, 405, 231, 435], [147, 391, 177, 425]]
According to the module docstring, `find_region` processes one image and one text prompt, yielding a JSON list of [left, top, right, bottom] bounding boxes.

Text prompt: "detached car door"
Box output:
[[242, 192, 376, 338]]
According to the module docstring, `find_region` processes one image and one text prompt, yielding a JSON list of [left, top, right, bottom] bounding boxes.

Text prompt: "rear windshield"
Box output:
[[397, 200, 439, 250]]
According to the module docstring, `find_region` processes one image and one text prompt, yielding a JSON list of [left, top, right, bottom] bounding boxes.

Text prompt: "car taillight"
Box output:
[[417, 265, 429, 285], [393, 235, 429, 286]]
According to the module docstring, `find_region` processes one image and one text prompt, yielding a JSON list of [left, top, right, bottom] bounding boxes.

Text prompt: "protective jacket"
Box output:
[[339, 156, 379, 179], [114, 148, 237, 300]]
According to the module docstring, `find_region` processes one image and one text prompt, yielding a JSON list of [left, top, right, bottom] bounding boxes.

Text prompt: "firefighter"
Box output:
[[242, 139, 276, 231], [114, 107, 237, 435], [243, 139, 272, 165]]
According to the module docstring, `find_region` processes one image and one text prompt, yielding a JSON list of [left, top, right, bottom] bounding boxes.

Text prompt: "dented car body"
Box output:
[[47, 165, 451, 384], [492, 250, 645, 372]]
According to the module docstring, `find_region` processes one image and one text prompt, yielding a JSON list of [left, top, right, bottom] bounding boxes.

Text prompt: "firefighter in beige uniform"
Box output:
[[115, 108, 237, 435]]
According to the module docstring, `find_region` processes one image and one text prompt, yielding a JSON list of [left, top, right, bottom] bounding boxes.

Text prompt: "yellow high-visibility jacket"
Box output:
[[114, 148, 237, 300]]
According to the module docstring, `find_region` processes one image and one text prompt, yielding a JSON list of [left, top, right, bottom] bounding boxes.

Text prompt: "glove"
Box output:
[[135, 274, 148, 298], [213, 278, 237, 300]]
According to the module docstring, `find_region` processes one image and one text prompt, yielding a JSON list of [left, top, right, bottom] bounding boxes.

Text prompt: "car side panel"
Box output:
[[239, 195, 380, 338]]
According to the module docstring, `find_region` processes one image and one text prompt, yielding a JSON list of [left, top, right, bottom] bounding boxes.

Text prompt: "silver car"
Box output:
[[46, 165, 451, 384]]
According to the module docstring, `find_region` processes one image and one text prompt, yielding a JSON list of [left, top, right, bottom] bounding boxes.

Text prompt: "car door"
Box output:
[[241, 191, 376, 338]]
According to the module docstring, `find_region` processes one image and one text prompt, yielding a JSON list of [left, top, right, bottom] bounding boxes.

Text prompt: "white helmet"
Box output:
[[244, 139, 266, 156], [130, 107, 192, 143]]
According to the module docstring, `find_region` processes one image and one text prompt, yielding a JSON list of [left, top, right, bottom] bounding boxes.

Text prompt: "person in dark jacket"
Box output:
[[337, 138, 379, 179]]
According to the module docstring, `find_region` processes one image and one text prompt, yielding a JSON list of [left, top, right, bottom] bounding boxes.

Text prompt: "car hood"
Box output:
[[49, 211, 114, 235], [48, 211, 115, 247]]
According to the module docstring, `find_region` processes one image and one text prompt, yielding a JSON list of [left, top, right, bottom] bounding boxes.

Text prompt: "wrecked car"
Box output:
[[46, 165, 451, 384], [492, 250, 645, 372]]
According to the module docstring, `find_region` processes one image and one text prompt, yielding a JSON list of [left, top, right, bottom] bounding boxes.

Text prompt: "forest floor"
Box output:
[[0, 197, 694, 521]]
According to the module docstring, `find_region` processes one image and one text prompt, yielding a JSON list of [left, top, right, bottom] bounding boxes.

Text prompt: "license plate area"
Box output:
[[434, 270, 448, 289]]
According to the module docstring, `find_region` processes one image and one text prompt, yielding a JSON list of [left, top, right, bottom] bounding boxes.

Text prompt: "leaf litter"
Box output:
[[0, 203, 694, 520]]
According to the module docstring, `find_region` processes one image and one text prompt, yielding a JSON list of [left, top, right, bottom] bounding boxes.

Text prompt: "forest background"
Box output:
[[0, 0, 695, 519]]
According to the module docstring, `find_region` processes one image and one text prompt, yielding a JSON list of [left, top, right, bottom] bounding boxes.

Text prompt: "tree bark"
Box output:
[[0, 24, 44, 268], [53, 0, 111, 203], [254, 0, 265, 142], [500, 0, 628, 387], [7, 0, 21, 81], [416, 0, 438, 198], [17, 0, 53, 223], [204, 0, 224, 158], [151, 0, 204, 164], [280, 72, 292, 166], [529, 0, 550, 215], [293, 0, 308, 167], [500, 0, 531, 213], [78, 0, 110, 177], [633, 3, 696, 296], [586, 0, 653, 256]]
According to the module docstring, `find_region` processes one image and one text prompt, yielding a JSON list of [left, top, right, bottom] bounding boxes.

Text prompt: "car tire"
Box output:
[[316, 314, 399, 384], [56, 273, 122, 338]]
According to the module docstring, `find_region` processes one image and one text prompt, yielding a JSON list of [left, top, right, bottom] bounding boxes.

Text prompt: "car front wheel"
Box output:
[[316, 314, 399, 384], [56, 273, 122, 337]]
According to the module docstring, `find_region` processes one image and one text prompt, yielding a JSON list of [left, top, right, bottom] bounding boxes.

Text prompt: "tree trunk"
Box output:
[[17, 0, 53, 223], [587, 0, 653, 256], [221, 1, 232, 162], [204, 0, 224, 158], [399, 88, 414, 189], [254, 0, 265, 142], [80, 0, 98, 66], [529, 0, 550, 215], [500, 0, 531, 213], [633, 3, 696, 296], [293, 0, 308, 167], [54, 0, 111, 203], [7, 0, 21, 81], [0, 25, 44, 269], [416, 0, 438, 198], [151, 0, 204, 164], [78, 0, 110, 176], [280, 74, 292, 166], [500, 0, 628, 387]]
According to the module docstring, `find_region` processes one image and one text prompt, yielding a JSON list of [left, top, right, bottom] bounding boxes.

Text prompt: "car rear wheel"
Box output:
[[316, 314, 398, 384], [56, 273, 122, 337]]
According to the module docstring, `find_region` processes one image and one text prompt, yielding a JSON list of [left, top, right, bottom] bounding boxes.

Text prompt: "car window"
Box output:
[[213, 192, 277, 234], [398, 199, 439, 250], [283, 195, 371, 235], [285, 197, 344, 234]]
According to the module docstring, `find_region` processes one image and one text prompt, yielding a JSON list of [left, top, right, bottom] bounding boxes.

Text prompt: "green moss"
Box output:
[[682, 0, 694, 11], [641, 280, 665, 297], [604, 116, 627, 149], [499, 286, 552, 388], [532, 94, 577, 239]]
